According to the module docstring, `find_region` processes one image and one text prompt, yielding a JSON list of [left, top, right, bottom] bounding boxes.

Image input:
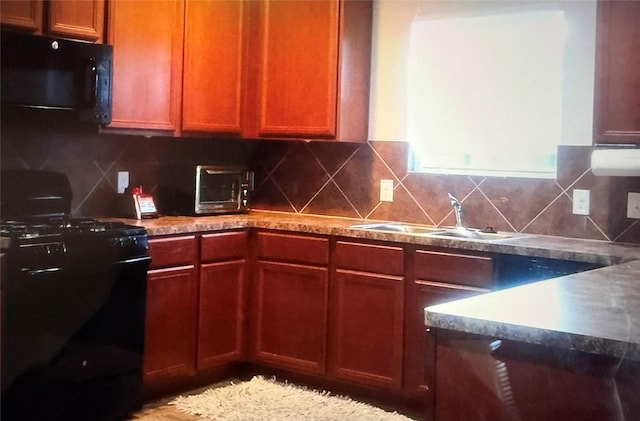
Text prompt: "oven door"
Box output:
[[1, 256, 150, 421]]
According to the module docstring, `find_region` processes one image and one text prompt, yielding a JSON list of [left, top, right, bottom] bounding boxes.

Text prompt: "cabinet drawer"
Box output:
[[201, 230, 247, 262], [335, 241, 403, 276], [256, 232, 328, 265], [414, 249, 493, 289], [148, 235, 198, 269]]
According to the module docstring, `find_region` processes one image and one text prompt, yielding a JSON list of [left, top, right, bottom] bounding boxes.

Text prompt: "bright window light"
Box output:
[[407, 8, 567, 178]]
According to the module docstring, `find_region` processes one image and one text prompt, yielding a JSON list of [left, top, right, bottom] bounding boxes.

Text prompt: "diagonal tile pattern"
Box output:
[[1, 117, 257, 218], [1, 115, 638, 244], [250, 140, 640, 244]]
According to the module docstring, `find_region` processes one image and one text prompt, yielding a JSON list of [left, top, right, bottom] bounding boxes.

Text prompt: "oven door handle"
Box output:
[[115, 256, 151, 265], [24, 267, 64, 276]]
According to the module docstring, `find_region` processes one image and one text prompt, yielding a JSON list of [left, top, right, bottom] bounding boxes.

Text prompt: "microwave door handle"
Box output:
[[84, 57, 98, 107]]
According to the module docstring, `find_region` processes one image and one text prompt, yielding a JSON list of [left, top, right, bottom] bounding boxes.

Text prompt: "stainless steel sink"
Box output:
[[349, 223, 443, 235], [427, 227, 515, 241], [350, 223, 516, 241]]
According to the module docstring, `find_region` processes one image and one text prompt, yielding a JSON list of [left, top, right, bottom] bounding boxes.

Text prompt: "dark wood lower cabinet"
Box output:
[[434, 329, 640, 421], [329, 269, 404, 389], [249, 231, 330, 374], [140, 228, 637, 421], [404, 283, 484, 398], [251, 260, 329, 374], [196, 231, 248, 370], [144, 232, 247, 388], [329, 240, 405, 390], [404, 247, 493, 420], [197, 260, 245, 370], [144, 235, 199, 383], [144, 265, 198, 381]]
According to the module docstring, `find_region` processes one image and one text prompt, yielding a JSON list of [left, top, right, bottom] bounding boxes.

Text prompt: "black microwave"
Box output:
[[158, 165, 254, 215], [1, 31, 112, 124]]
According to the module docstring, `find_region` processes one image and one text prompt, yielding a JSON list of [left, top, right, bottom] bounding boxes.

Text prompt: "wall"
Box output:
[[1, 0, 638, 244], [0, 112, 256, 217], [250, 139, 639, 244], [1, 116, 638, 243]]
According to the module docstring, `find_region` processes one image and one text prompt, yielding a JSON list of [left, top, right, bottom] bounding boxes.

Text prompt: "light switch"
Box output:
[[627, 192, 640, 219], [380, 179, 394, 202], [572, 189, 590, 215], [117, 171, 129, 194]]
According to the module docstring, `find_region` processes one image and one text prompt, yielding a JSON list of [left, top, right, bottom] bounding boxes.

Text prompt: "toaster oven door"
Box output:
[[195, 166, 248, 214]]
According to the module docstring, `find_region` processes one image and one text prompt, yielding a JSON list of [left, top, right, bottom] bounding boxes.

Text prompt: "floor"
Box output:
[[129, 405, 200, 421], [128, 380, 234, 421]]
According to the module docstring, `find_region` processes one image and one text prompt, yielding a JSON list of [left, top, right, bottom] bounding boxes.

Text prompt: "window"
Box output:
[[407, 8, 567, 178]]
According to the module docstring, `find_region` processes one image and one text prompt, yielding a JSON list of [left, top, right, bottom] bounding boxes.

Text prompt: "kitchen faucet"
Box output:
[[448, 193, 464, 228]]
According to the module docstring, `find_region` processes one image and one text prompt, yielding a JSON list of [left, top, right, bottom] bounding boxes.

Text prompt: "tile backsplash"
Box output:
[[249, 140, 640, 244], [0, 114, 256, 217], [2, 115, 638, 243]]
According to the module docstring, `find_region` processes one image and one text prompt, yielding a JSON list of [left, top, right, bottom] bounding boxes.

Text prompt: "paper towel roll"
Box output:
[[591, 148, 640, 176]]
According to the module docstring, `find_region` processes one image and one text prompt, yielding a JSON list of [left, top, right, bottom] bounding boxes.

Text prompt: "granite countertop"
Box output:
[[114, 210, 640, 359], [116, 210, 639, 265], [425, 260, 640, 360]]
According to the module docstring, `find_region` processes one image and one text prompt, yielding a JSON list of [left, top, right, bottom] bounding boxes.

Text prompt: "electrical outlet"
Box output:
[[572, 189, 590, 215], [380, 179, 394, 202], [627, 192, 640, 219], [117, 171, 129, 194]]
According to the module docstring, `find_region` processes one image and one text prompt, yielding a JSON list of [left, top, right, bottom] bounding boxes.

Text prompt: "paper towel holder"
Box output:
[[590, 146, 640, 177]]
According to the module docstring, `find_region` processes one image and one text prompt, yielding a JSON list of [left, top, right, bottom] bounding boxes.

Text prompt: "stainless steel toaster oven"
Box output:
[[158, 165, 253, 215]]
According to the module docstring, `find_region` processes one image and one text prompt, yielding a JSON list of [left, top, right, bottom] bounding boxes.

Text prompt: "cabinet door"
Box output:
[[48, 0, 104, 42], [404, 283, 484, 404], [144, 265, 198, 382], [329, 269, 404, 389], [1, 0, 42, 32], [329, 241, 404, 389], [405, 248, 493, 419], [593, 0, 640, 144], [255, 0, 339, 138], [197, 260, 245, 369], [252, 260, 328, 374], [182, 0, 245, 134], [107, 0, 184, 131]]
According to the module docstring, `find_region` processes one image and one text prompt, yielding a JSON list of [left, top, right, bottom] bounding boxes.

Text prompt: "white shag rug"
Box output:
[[170, 375, 416, 421]]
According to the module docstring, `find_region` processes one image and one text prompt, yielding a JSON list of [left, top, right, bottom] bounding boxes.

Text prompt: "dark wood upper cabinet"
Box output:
[[106, 0, 371, 140], [243, 0, 372, 142], [1, 0, 42, 33], [107, 0, 245, 135], [1, 0, 104, 42], [593, 0, 640, 144], [250, 0, 340, 139], [181, 0, 246, 134], [107, 0, 184, 132], [48, 0, 104, 42]]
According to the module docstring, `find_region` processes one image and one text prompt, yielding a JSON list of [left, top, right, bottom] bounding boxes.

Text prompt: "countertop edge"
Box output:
[[424, 260, 640, 360], [112, 211, 639, 266]]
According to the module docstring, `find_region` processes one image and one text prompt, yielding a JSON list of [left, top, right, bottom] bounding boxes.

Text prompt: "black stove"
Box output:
[[1, 217, 149, 272], [1, 170, 150, 421]]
